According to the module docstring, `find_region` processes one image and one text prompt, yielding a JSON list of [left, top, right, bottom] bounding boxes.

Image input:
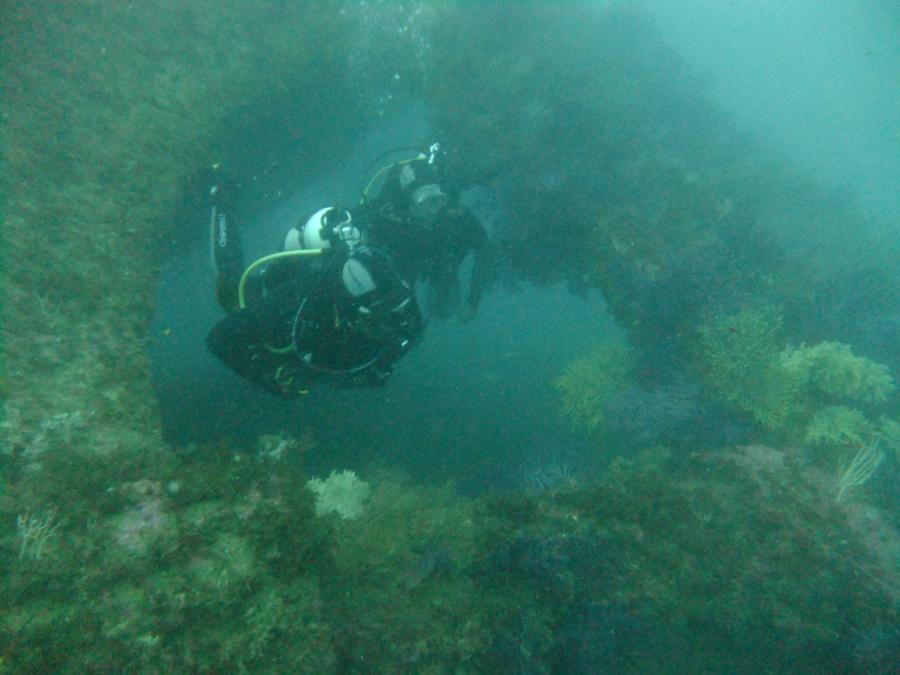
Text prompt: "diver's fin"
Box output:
[[209, 181, 244, 312]]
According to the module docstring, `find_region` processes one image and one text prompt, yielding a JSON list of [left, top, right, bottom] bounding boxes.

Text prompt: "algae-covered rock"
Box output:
[[471, 444, 899, 672], [108, 479, 178, 561], [2, 439, 897, 673], [100, 584, 156, 642], [322, 474, 488, 670], [187, 532, 256, 597]]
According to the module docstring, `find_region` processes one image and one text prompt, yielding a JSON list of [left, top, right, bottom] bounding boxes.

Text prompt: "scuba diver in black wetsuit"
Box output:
[[206, 143, 493, 396], [355, 143, 495, 321], [207, 185, 423, 396]]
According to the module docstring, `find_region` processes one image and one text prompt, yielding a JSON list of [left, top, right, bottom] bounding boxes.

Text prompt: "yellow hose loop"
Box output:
[[237, 249, 323, 309]]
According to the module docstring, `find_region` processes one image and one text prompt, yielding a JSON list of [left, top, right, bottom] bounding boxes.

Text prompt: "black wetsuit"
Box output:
[[358, 167, 494, 318], [207, 245, 423, 396]]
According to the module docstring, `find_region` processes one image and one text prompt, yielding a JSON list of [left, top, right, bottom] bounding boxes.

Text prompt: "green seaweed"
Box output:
[[803, 405, 875, 449], [782, 341, 896, 404], [696, 306, 801, 429], [555, 341, 634, 437]]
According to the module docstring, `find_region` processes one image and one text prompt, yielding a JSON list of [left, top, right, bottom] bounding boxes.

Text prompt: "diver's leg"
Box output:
[[206, 282, 314, 397], [428, 263, 461, 319]]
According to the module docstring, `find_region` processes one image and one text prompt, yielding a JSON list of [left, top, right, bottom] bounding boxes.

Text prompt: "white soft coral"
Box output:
[[305, 470, 370, 520]]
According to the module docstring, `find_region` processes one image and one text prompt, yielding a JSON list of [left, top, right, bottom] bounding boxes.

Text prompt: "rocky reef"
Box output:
[[1, 1, 898, 671], [2, 435, 898, 672]]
